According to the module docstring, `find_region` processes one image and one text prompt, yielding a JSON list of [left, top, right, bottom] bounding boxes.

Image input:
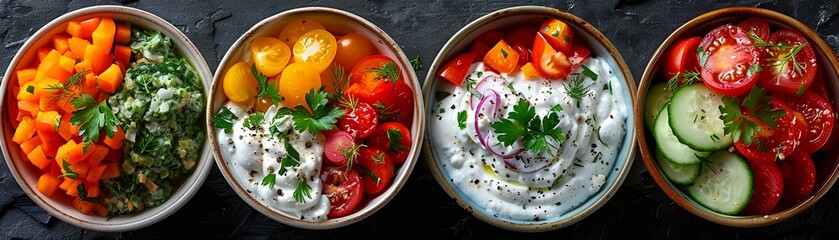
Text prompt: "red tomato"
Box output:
[[698, 24, 762, 97], [737, 17, 770, 41], [512, 43, 530, 67], [757, 29, 818, 95], [321, 167, 363, 218], [504, 26, 538, 49], [365, 80, 414, 124], [734, 98, 805, 163], [356, 147, 394, 195], [337, 101, 378, 138], [366, 122, 412, 164], [567, 41, 591, 72], [476, 30, 504, 46], [538, 18, 573, 54], [773, 91, 835, 153], [437, 52, 477, 86], [470, 40, 492, 59], [741, 160, 784, 215], [532, 33, 571, 79], [350, 55, 403, 92], [663, 37, 702, 81], [777, 151, 816, 207]]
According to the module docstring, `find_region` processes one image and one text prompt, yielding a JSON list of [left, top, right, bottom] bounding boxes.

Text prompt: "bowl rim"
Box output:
[[0, 5, 215, 232], [634, 6, 839, 227], [205, 6, 425, 229], [421, 5, 637, 232]]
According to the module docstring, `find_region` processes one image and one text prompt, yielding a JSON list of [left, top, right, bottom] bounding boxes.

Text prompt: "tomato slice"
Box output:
[[773, 91, 835, 153], [278, 19, 325, 46], [438, 52, 477, 86], [532, 33, 571, 79], [663, 37, 702, 81], [538, 18, 573, 54], [337, 101, 378, 139], [366, 80, 414, 124], [482, 39, 519, 74], [292, 29, 337, 73], [741, 160, 784, 215], [321, 167, 363, 218], [777, 151, 816, 208], [356, 147, 394, 195], [698, 24, 762, 97], [757, 29, 818, 95], [567, 41, 591, 72], [366, 122, 412, 165], [504, 26, 538, 49], [222, 61, 258, 102], [734, 98, 805, 163], [738, 18, 770, 40], [250, 36, 291, 77], [350, 55, 403, 92]]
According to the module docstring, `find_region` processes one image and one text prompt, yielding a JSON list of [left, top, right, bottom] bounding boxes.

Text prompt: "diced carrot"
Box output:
[[56, 139, 76, 163], [50, 162, 63, 178], [18, 100, 39, 116], [66, 21, 83, 37], [69, 161, 90, 179], [98, 64, 123, 94], [105, 146, 122, 160], [8, 87, 21, 128], [144, 179, 159, 192], [68, 142, 96, 164], [63, 50, 76, 60], [85, 181, 100, 198], [52, 34, 70, 54], [84, 44, 110, 74], [92, 18, 115, 53], [39, 95, 60, 112], [113, 45, 131, 72], [40, 50, 72, 80], [68, 37, 90, 60], [74, 59, 92, 74], [58, 55, 75, 73], [126, 199, 134, 212], [79, 17, 101, 39], [104, 126, 125, 149], [93, 204, 108, 217], [57, 96, 76, 113], [58, 113, 73, 140], [73, 197, 96, 215], [37, 173, 60, 197], [521, 63, 541, 79], [27, 145, 51, 169], [115, 22, 131, 45], [13, 116, 36, 144], [34, 77, 59, 98], [37, 47, 52, 62], [59, 178, 75, 191], [21, 137, 42, 155], [16, 82, 39, 102], [35, 111, 61, 134], [66, 180, 82, 196], [34, 68, 48, 82], [83, 72, 98, 94], [38, 130, 63, 158], [16, 68, 37, 86], [101, 162, 120, 179], [88, 147, 108, 167]]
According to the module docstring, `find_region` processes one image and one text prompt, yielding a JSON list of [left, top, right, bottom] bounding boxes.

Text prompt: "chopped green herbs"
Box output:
[[243, 112, 265, 130], [213, 107, 236, 134], [261, 173, 276, 189], [70, 94, 119, 143], [501, 49, 508, 59], [410, 55, 422, 71], [436, 91, 451, 102], [457, 110, 467, 130], [386, 129, 409, 151], [293, 179, 312, 203], [580, 65, 598, 81]]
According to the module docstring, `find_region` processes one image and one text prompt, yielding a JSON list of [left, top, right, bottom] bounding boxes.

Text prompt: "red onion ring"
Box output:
[[470, 75, 509, 109]]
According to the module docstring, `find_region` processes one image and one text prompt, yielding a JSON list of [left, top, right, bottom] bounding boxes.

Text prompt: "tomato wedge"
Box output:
[[567, 41, 591, 72], [698, 24, 762, 97], [734, 98, 805, 163], [663, 37, 702, 81], [757, 29, 818, 95], [538, 18, 573, 54], [777, 151, 816, 207], [741, 160, 783, 215], [773, 91, 835, 153], [438, 52, 477, 86], [532, 33, 571, 79], [321, 167, 363, 218]]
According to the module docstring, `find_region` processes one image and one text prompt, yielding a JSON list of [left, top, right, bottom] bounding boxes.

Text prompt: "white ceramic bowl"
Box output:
[[207, 7, 425, 229], [0, 5, 214, 232]]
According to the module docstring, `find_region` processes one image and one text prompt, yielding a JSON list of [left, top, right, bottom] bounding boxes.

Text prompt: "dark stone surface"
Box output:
[[1, 0, 838, 239]]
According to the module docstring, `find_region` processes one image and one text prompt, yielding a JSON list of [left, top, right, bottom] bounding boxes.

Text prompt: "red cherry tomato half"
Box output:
[[538, 18, 573, 54], [356, 147, 394, 195], [438, 52, 477, 86], [532, 33, 572, 79], [663, 37, 702, 81], [698, 24, 762, 97], [774, 91, 835, 153], [366, 80, 414, 124], [321, 166, 363, 218], [337, 101, 378, 138], [777, 151, 816, 207], [504, 26, 538, 49], [737, 17, 770, 41], [568, 41, 591, 72], [757, 29, 818, 95], [512, 43, 530, 67], [733, 98, 805, 163], [741, 160, 784, 215], [366, 122, 412, 164]]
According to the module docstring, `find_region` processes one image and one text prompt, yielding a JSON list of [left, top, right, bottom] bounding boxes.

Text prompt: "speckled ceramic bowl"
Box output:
[[422, 6, 637, 232], [0, 6, 214, 232], [207, 7, 424, 229], [636, 7, 839, 227]]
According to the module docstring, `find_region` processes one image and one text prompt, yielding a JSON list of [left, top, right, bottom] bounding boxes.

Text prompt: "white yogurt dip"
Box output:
[[430, 57, 627, 221]]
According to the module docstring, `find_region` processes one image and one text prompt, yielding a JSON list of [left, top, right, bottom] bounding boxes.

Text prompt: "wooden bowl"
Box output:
[[206, 7, 425, 229], [635, 6, 839, 227], [0, 5, 214, 232]]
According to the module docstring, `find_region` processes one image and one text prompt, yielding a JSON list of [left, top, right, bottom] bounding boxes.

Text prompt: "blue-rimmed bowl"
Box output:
[[422, 6, 637, 232]]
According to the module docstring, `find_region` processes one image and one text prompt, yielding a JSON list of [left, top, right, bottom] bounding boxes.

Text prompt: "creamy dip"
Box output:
[[430, 57, 627, 221], [217, 102, 330, 221]]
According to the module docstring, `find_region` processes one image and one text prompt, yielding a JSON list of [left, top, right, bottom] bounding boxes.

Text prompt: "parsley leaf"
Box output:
[[293, 180, 312, 203], [457, 110, 467, 130], [491, 99, 566, 154], [719, 86, 785, 146], [243, 112, 265, 130], [288, 89, 346, 135], [212, 107, 236, 134], [261, 173, 276, 189], [501, 49, 508, 59], [252, 64, 281, 105], [76, 183, 100, 203], [26, 85, 34, 94], [70, 94, 119, 143], [278, 140, 301, 176]]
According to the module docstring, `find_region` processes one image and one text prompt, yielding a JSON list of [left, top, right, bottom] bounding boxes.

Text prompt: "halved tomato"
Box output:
[[222, 61, 258, 102], [663, 37, 702, 81], [292, 29, 337, 73], [366, 122, 412, 164], [773, 91, 835, 153], [538, 18, 573, 54], [698, 24, 762, 97], [437, 52, 477, 86], [741, 160, 783, 215], [366, 80, 414, 123], [356, 147, 394, 195], [733, 98, 805, 163], [321, 167, 363, 218], [737, 17, 770, 41], [278, 18, 324, 46], [757, 29, 818, 95], [250, 37, 291, 77], [532, 33, 571, 79]]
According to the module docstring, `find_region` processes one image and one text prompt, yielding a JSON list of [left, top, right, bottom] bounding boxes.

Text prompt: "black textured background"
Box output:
[[1, 0, 838, 239]]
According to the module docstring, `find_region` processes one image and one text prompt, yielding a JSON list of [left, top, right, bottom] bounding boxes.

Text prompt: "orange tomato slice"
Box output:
[[293, 29, 337, 73]]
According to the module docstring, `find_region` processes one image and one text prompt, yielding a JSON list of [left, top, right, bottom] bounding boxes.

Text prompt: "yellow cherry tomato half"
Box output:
[[278, 19, 324, 47], [293, 29, 337, 73], [250, 37, 291, 77], [223, 61, 258, 102], [334, 32, 374, 70], [280, 62, 322, 108]]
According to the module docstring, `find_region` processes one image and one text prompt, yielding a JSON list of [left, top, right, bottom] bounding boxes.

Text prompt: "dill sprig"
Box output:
[[666, 71, 701, 91], [44, 71, 86, 103], [564, 74, 591, 108]]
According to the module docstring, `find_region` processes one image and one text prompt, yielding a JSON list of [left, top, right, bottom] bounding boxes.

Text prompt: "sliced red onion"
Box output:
[[470, 75, 509, 109], [474, 90, 501, 148]]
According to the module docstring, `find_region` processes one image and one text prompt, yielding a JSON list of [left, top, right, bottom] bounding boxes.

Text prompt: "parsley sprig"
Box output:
[[212, 107, 236, 133], [285, 88, 346, 135], [719, 86, 785, 146], [251, 64, 282, 105], [293, 180, 312, 203], [243, 112, 265, 130], [410, 55, 422, 71], [491, 99, 566, 155], [70, 94, 120, 143]]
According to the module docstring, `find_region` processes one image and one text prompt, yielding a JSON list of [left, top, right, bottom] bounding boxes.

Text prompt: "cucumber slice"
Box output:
[[686, 151, 753, 215], [668, 83, 732, 151], [644, 82, 673, 131], [655, 150, 700, 185], [654, 106, 711, 165]]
